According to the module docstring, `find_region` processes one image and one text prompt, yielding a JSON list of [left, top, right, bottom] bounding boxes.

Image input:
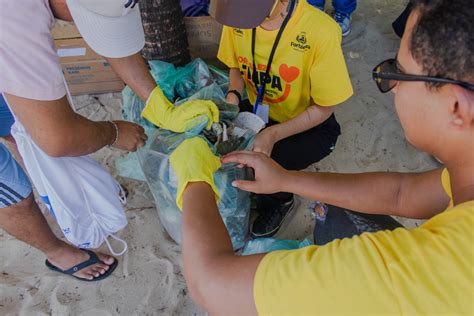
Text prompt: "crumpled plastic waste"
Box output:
[[118, 59, 253, 250], [242, 238, 312, 255], [137, 116, 255, 250], [148, 58, 218, 101], [117, 59, 232, 181]]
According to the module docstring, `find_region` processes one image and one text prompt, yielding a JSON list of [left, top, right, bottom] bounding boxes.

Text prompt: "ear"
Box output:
[[450, 85, 474, 129]]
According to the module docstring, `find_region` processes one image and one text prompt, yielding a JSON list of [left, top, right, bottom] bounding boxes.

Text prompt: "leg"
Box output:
[[307, 0, 326, 10], [0, 144, 116, 280], [332, 0, 357, 36], [251, 114, 341, 238], [332, 0, 357, 14], [313, 204, 403, 246]]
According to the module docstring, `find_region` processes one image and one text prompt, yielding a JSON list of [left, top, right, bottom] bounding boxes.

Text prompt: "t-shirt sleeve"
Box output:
[[0, 0, 66, 101], [253, 220, 471, 315], [310, 23, 353, 106], [217, 26, 239, 69]]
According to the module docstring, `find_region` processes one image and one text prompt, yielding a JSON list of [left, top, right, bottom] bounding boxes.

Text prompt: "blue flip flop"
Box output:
[[45, 249, 118, 282]]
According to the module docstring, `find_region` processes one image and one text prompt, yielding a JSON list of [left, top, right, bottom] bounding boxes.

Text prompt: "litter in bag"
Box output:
[[118, 58, 230, 181], [137, 84, 255, 250], [120, 59, 253, 249]]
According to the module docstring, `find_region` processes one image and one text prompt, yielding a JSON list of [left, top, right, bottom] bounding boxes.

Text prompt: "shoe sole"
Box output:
[[250, 199, 300, 239], [342, 28, 351, 37]]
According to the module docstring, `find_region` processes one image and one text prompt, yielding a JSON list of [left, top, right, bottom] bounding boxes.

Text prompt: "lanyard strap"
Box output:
[[252, 0, 296, 108]]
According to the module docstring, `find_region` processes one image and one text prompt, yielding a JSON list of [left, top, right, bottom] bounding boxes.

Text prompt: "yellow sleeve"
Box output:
[[217, 26, 239, 69], [253, 215, 473, 315], [310, 23, 353, 106]]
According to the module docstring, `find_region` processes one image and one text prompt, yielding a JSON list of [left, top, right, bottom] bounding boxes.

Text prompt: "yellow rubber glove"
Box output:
[[142, 86, 219, 133], [169, 137, 221, 210]]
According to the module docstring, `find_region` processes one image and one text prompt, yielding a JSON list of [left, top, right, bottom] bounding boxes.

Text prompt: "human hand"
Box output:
[[221, 151, 288, 194], [170, 137, 221, 210], [142, 86, 219, 133], [110, 120, 147, 152], [252, 128, 277, 156], [225, 92, 240, 105]]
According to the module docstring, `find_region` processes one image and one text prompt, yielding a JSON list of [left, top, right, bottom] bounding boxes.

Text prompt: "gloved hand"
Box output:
[[170, 137, 221, 210], [142, 86, 219, 133]]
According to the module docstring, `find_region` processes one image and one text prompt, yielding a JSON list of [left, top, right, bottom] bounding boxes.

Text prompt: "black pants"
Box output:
[[240, 100, 341, 210], [314, 204, 403, 246]]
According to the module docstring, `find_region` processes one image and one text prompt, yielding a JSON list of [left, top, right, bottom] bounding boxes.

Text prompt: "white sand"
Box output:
[[0, 1, 439, 314]]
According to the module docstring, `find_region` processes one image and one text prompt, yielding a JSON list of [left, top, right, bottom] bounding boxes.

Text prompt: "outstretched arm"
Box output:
[[105, 53, 156, 101], [5, 94, 146, 156], [182, 182, 264, 315], [223, 151, 450, 219], [253, 104, 334, 156]]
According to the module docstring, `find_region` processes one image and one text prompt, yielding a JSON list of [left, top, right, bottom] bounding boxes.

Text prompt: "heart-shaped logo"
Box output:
[[279, 64, 300, 83]]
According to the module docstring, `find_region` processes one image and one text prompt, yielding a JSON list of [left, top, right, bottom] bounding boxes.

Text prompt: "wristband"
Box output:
[[108, 120, 119, 146], [226, 90, 242, 103]]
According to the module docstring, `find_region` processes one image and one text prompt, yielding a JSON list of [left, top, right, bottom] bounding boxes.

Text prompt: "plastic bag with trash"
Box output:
[[118, 58, 231, 181], [242, 238, 312, 255], [138, 84, 256, 250]]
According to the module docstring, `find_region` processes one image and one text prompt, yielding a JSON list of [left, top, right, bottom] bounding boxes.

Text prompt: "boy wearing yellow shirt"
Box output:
[[174, 0, 474, 314], [217, 0, 353, 238]]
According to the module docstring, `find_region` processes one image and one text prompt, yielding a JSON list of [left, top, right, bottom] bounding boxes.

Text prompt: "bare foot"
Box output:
[[46, 244, 116, 280]]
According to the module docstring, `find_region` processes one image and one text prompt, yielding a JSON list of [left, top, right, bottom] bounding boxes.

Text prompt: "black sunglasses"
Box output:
[[372, 58, 474, 93]]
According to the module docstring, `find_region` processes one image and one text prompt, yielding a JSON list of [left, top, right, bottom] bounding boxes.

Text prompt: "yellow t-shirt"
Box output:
[[254, 170, 474, 315], [217, 0, 353, 123]]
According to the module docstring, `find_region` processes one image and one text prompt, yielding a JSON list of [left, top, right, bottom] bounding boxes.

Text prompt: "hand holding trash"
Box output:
[[142, 86, 219, 133], [222, 150, 289, 194], [110, 120, 148, 152], [170, 137, 221, 210]]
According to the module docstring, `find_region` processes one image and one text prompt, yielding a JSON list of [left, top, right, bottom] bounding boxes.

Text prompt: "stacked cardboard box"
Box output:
[[52, 17, 223, 96], [184, 16, 223, 60], [52, 22, 124, 96]]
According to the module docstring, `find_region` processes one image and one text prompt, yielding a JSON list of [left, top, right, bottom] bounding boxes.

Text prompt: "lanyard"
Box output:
[[252, 0, 296, 112]]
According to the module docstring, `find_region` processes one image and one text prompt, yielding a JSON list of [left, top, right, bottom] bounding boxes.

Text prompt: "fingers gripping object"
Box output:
[[141, 86, 219, 133], [169, 137, 221, 210]]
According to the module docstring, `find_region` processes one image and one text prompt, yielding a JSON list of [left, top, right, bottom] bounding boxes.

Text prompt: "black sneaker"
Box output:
[[251, 198, 297, 238]]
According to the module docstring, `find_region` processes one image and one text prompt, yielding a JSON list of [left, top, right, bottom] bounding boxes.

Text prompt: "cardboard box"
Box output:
[[184, 16, 223, 60], [52, 21, 124, 95]]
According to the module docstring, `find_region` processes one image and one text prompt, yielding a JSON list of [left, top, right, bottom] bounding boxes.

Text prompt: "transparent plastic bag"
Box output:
[[148, 58, 214, 101], [138, 128, 255, 250], [242, 238, 312, 255], [123, 65, 254, 250], [119, 59, 230, 182]]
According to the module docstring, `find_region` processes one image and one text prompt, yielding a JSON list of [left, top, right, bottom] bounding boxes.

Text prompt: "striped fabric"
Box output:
[[0, 183, 25, 207]]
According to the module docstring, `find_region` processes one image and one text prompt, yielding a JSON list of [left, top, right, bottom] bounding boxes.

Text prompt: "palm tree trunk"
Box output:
[[139, 0, 191, 66]]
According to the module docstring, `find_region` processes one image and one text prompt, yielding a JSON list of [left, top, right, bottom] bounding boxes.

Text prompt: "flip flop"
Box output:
[[45, 249, 118, 282]]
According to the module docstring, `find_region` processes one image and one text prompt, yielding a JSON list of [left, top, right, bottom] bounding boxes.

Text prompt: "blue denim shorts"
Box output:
[[0, 144, 32, 208]]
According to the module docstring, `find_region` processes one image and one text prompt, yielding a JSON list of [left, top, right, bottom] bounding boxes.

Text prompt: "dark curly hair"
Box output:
[[410, 0, 473, 88]]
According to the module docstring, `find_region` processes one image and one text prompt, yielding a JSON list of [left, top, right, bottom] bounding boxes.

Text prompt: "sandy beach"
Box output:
[[0, 1, 439, 315]]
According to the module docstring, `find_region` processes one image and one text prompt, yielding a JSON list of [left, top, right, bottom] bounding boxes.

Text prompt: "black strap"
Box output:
[[226, 90, 242, 103], [251, 0, 296, 104]]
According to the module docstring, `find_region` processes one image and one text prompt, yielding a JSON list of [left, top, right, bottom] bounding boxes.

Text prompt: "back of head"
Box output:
[[410, 0, 473, 87]]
